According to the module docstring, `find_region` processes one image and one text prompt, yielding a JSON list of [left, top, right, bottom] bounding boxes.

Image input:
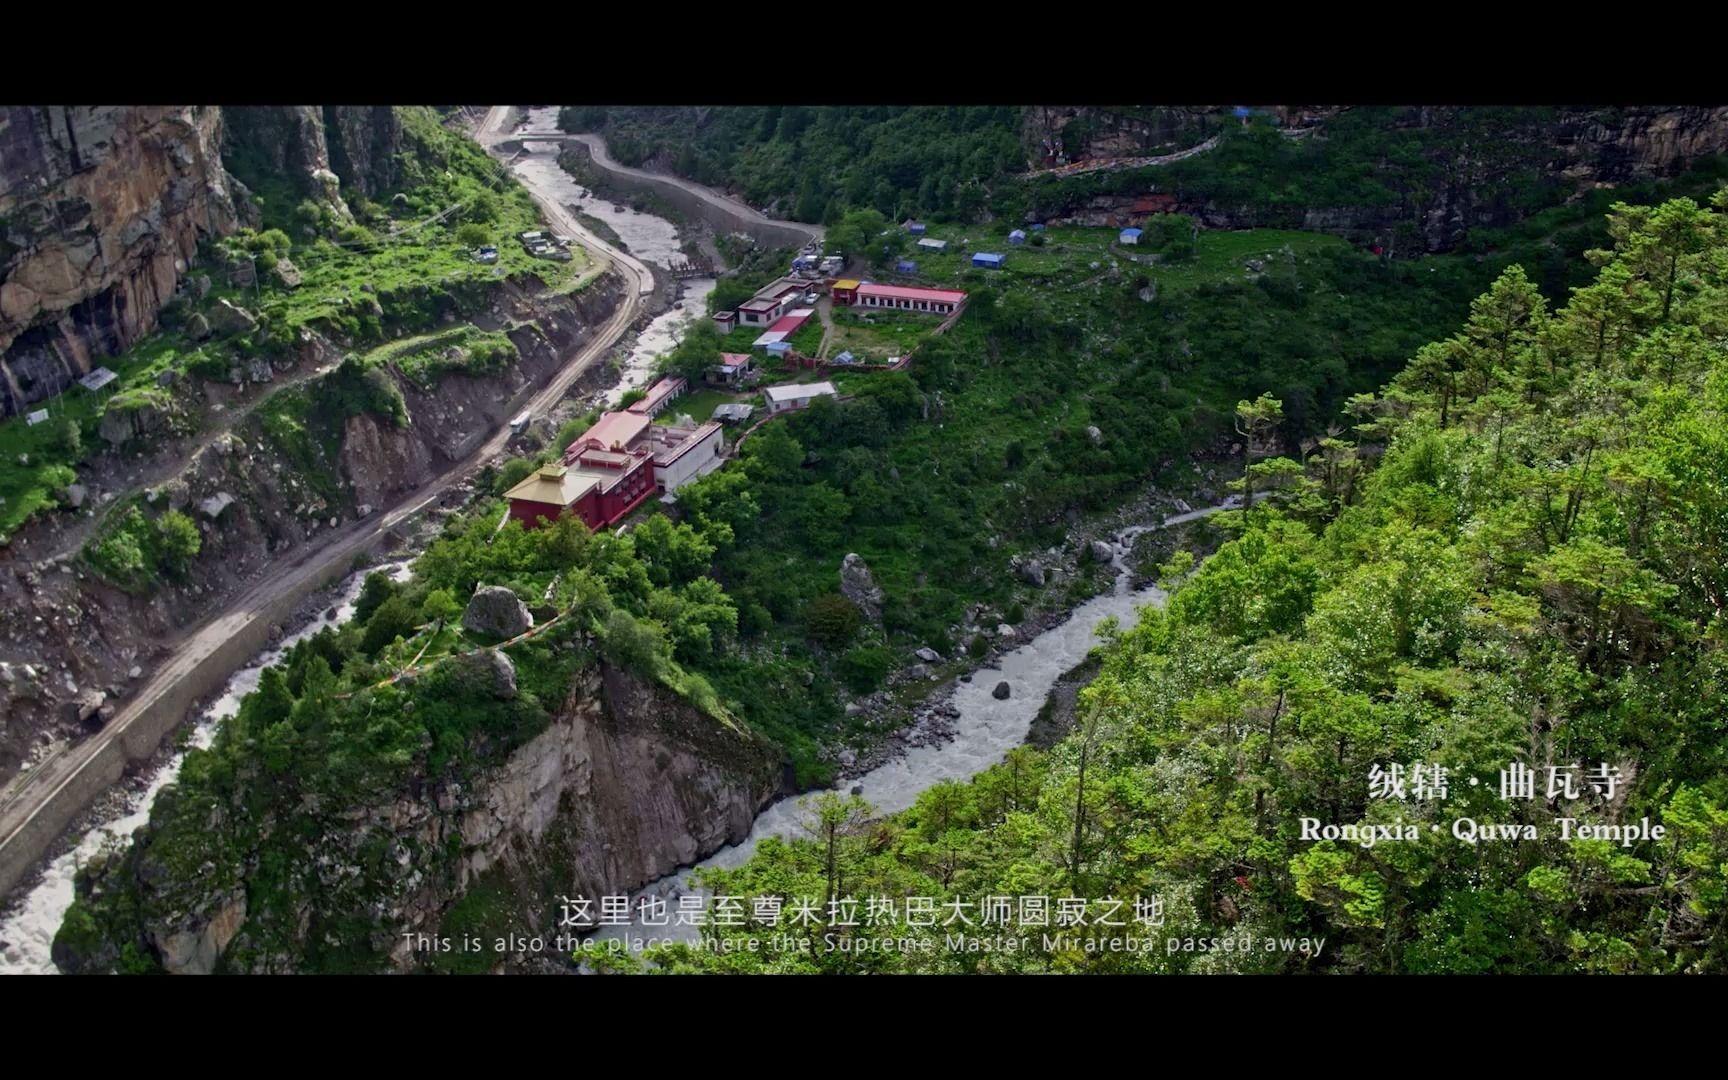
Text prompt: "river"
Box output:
[[0, 116, 716, 974], [502, 106, 717, 410], [511, 107, 687, 271], [0, 560, 412, 974], [590, 497, 1241, 950]]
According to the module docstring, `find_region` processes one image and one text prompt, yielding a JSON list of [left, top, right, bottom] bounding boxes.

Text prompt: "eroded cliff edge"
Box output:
[[54, 660, 789, 974]]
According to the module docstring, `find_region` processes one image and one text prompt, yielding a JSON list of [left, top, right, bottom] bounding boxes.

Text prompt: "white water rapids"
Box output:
[[590, 496, 1242, 949]]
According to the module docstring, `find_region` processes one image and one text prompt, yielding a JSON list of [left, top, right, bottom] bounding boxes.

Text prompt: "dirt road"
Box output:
[[0, 112, 650, 901]]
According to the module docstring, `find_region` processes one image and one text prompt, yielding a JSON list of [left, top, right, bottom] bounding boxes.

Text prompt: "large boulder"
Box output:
[[272, 257, 302, 289], [1016, 559, 1046, 587], [463, 585, 533, 640], [1089, 539, 1116, 563], [207, 298, 257, 337], [476, 649, 517, 700], [992, 681, 1011, 700], [839, 553, 885, 623]]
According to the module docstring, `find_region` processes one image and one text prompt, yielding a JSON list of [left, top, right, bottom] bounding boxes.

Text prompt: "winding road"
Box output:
[[481, 107, 824, 250], [0, 107, 652, 902]]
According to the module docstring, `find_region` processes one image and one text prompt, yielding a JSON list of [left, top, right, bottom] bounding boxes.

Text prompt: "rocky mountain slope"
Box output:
[[1022, 106, 1728, 253], [54, 660, 788, 974], [0, 107, 246, 419], [0, 271, 627, 784], [0, 106, 405, 420]]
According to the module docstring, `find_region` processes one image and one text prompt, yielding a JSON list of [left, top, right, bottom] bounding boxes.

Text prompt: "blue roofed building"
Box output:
[[1119, 227, 1143, 245], [972, 252, 1005, 269], [1008, 229, 1027, 245]]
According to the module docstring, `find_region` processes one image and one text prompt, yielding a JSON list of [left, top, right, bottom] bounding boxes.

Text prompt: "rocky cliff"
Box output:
[[54, 661, 787, 974], [0, 106, 408, 420], [0, 107, 246, 418], [220, 106, 404, 212], [1025, 106, 1728, 253]]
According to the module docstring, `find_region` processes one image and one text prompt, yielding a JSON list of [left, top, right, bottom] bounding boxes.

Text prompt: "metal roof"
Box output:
[[504, 463, 599, 507], [856, 283, 967, 304], [570, 411, 649, 454], [764, 381, 838, 403]]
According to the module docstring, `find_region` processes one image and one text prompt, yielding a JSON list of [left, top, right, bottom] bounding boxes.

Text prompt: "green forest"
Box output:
[[559, 105, 1026, 223], [603, 193, 1728, 974], [42, 101, 1728, 976]]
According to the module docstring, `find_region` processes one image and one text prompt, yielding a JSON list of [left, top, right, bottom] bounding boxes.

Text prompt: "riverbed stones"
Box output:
[[992, 681, 1011, 700], [463, 585, 533, 639]]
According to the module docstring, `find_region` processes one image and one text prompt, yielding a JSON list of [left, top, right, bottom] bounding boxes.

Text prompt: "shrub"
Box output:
[[968, 634, 990, 659], [495, 457, 539, 496], [805, 594, 862, 650], [421, 588, 463, 624], [155, 510, 202, 577], [1005, 602, 1025, 625], [456, 223, 490, 248], [840, 646, 892, 694], [84, 505, 204, 592]]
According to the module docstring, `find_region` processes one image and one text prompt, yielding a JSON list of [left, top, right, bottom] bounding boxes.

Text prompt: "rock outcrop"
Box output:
[[1, 106, 244, 417], [54, 663, 789, 974], [839, 553, 885, 623], [463, 585, 533, 639]]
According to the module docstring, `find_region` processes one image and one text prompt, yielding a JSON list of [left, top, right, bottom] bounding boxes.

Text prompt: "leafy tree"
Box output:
[[361, 593, 421, 655], [154, 510, 202, 577], [420, 588, 463, 625], [353, 571, 399, 625]]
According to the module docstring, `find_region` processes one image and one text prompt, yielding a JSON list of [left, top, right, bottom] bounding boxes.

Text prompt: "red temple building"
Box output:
[[503, 400, 725, 531]]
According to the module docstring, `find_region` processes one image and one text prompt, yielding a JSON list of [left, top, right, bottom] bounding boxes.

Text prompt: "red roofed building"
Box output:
[[627, 375, 687, 418], [853, 283, 967, 315], [504, 404, 725, 531], [570, 411, 649, 455]]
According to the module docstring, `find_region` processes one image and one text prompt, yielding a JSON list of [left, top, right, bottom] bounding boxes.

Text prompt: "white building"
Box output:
[[763, 381, 839, 414], [649, 421, 727, 493]]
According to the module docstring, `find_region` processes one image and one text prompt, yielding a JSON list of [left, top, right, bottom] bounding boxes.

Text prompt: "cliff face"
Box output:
[[220, 106, 404, 211], [1553, 106, 1728, 182], [1026, 106, 1728, 253], [0, 105, 407, 420], [55, 661, 788, 975], [0, 107, 244, 418]]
